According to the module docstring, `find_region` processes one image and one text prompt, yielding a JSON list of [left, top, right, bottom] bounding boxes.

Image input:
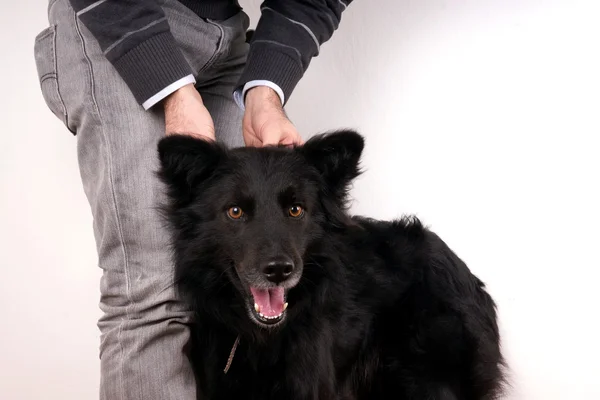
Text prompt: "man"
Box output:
[[34, 0, 352, 398]]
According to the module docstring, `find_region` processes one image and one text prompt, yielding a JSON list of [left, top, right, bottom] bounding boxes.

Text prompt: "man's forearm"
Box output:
[[236, 0, 353, 105]]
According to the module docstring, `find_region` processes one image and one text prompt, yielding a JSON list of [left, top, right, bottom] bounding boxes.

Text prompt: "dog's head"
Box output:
[[158, 130, 364, 330]]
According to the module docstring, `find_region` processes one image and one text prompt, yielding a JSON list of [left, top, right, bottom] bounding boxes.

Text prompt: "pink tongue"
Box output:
[[250, 287, 285, 317]]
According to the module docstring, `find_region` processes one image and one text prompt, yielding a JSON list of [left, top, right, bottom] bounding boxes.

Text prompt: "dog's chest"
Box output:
[[196, 334, 337, 400]]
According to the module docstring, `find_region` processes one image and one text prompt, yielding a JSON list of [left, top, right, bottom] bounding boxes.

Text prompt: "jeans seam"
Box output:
[[72, 8, 100, 117], [69, 4, 132, 400], [49, 24, 70, 130], [40, 72, 57, 82]]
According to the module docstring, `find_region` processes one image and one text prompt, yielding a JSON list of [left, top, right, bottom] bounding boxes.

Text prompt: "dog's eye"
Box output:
[[288, 205, 304, 218], [227, 206, 244, 220]]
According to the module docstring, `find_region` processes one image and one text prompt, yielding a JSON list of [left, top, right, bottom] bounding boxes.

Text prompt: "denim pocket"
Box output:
[[34, 25, 73, 134]]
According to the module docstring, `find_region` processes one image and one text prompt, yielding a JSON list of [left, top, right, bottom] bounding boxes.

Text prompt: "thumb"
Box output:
[[259, 127, 282, 147]]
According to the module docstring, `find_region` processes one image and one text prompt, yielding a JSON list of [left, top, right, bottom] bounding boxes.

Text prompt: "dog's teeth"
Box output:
[[256, 311, 285, 321], [254, 303, 260, 313], [283, 302, 288, 311]]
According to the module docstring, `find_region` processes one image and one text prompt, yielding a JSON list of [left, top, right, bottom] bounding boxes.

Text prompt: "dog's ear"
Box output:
[[157, 135, 226, 204], [299, 130, 365, 200]]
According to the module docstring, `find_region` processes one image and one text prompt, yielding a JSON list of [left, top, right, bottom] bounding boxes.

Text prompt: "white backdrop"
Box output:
[[1, 0, 599, 398]]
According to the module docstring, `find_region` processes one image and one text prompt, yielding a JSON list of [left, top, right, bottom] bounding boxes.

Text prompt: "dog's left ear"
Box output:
[[157, 135, 226, 204], [299, 130, 365, 199]]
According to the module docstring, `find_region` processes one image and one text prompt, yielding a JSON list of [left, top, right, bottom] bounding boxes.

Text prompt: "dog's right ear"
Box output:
[[157, 135, 225, 204]]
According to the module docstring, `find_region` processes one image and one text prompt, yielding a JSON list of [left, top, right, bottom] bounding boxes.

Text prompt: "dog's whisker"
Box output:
[[216, 264, 235, 281]]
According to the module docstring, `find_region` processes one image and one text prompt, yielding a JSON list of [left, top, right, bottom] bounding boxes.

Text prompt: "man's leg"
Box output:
[[36, 0, 247, 398]]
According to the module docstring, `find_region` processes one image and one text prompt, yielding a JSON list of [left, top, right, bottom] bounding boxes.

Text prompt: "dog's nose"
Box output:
[[262, 259, 295, 284]]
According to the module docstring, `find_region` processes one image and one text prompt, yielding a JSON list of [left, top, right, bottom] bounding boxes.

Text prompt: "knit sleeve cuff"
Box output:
[[112, 32, 194, 107], [235, 41, 304, 106], [233, 80, 285, 109]]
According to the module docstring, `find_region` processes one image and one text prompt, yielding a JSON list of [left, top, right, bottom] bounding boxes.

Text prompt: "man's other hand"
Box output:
[[164, 83, 215, 142], [243, 86, 302, 147]]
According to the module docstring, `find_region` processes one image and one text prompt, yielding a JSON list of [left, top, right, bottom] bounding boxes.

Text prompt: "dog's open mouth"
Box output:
[[249, 287, 288, 326]]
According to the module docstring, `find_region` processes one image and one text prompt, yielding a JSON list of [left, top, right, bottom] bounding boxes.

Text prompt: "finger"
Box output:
[[260, 130, 281, 147], [244, 134, 263, 148], [291, 133, 304, 146], [279, 129, 303, 147], [279, 135, 297, 148]]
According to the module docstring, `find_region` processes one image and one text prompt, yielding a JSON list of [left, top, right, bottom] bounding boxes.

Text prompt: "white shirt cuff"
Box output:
[[233, 80, 285, 110], [142, 74, 196, 110]]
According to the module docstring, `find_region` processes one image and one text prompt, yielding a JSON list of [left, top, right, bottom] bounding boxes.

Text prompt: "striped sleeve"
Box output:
[[69, 0, 194, 107], [236, 0, 353, 105]]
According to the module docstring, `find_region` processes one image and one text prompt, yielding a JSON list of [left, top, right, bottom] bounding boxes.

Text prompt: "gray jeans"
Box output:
[[33, 0, 249, 398]]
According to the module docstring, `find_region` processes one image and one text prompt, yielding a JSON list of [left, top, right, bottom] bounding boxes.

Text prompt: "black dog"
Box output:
[[157, 130, 504, 400]]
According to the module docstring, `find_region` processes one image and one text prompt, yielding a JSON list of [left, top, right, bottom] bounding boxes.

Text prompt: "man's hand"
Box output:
[[163, 83, 215, 141], [243, 86, 302, 147]]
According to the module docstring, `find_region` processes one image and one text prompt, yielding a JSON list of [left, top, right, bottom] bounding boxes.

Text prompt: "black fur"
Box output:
[[157, 130, 505, 400]]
